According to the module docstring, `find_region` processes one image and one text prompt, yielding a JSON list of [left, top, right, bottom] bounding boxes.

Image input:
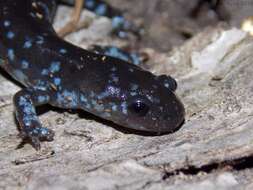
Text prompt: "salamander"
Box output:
[[0, 0, 185, 150]]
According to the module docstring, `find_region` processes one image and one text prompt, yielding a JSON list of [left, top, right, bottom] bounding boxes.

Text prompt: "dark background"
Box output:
[[108, 0, 253, 52]]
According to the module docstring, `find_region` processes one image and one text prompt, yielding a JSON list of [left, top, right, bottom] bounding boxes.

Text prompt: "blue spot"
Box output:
[[94, 103, 104, 112], [34, 80, 49, 91], [36, 35, 44, 44], [118, 31, 127, 38], [50, 61, 61, 73], [104, 47, 131, 63], [130, 84, 138, 91], [111, 67, 117, 72], [164, 83, 169, 88], [97, 91, 109, 100], [102, 112, 111, 118], [112, 16, 124, 29], [130, 92, 137, 96], [0, 58, 5, 65], [90, 91, 95, 98], [39, 127, 50, 135], [59, 48, 67, 54], [7, 49, 15, 61], [30, 12, 36, 18], [38, 95, 49, 103], [128, 68, 134, 72], [41, 69, 49, 75], [53, 77, 61, 86], [130, 53, 141, 65], [18, 96, 37, 126], [18, 96, 27, 106], [23, 40, 32, 49], [21, 60, 29, 69], [91, 99, 97, 106], [13, 70, 28, 84], [80, 94, 88, 103], [4, 20, 11, 27], [6, 31, 15, 39], [112, 104, 117, 111], [85, 0, 95, 8], [57, 90, 78, 108], [85, 103, 91, 109], [111, 75, 119, 83], [121, 102, 128, 115], [95, 4, 107, 15]]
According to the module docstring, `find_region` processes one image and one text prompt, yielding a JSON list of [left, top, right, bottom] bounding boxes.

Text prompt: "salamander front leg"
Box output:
[[14, 88, 54, 150]]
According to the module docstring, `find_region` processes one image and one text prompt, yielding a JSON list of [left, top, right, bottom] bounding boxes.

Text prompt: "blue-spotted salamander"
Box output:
[[0, 0, 185, 150]]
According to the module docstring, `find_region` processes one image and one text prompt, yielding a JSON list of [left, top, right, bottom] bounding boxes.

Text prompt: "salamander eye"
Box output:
[[128, 98, 149, 116]]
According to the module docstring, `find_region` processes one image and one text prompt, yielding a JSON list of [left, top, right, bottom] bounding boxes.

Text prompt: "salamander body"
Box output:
[[0, 0, 185, 149]]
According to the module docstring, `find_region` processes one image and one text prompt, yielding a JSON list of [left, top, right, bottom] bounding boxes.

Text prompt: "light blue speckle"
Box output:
[[105, 47, 130, 63], [18, 96, 37, 127], [130, 53, 141, 65], [80, 94, 88, 103], [4, 20, 11, 27], [95, 4, 107, 15], [112, 104, 117, 111], [90, 91, 95, 98], [41, 69, 49, 75], [111, 67, 117, 72], [53, 77, 61, 86], [130, 92, 137, 96], [118, 31, 127, 38], [59, 48, 67, 54], [121, 102, 128, 115], [97, 91, 109, 100], [130, 84, 138, 91], [13, 70, 28, 84], [102, 112, 111, 118], [36, 35, 44, 44], [112, 16, 124, 28], [38, 95, 49, 103], [110, 73, 119, 83], [7, 49, 15, 61], [57, 90, 78, 108], [30, 12, 36, 18], [21, 60, 29, 69], [23, 40, 32, 49], [39, 127, 50, 135], [85, 103, 91, 109], [0, 59, 4, 65], [34, 80, 48, 91], [85, 0, 95, 8], [94, 104, 104, 112], [164, 83, 169, 88], [91, 99, 97, 106], [6, 31, 15, 39], [49, 61, 61, 73]]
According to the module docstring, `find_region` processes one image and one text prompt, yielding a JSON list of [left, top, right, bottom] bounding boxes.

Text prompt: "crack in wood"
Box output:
[[162, 154, 253, 180]]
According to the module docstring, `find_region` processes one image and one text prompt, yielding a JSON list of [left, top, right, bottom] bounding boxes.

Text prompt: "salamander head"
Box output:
[[79, 61, 185, 134]]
